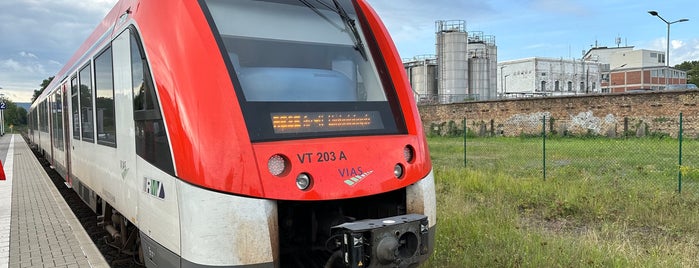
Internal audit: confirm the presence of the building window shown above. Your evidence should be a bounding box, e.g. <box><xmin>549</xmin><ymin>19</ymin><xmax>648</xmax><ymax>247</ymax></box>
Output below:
<box><xmin>567</xmin><ymin>81</ymin><xmax>573</xmax><ymax>92</ymax></box>
<box><xmin>79</xmin><ymin>63</ymin><xmax>94</xmax><ymax>142</ymax></box>
<box><xmin>541</xmin><ymin>81</ymin><xmax>547</xmax><ymax>91</ymax></box>
<box><xmin>541</xmin><ymin>72</ymin><xmax>547</xmax><ymax>76</ymax></box>
<box><xmin>554</xmin><ymin>81</ymin><xmax>560</xmax><ymax>91</ymax></box>
<box><xmin>579</xmin><ymin>82</ymin><xmax>584</xmax><ymax>91</ymax></box>
<box><xmin>94</xmin><ymin>46</ymin><xmax>116</xmax><ymax>147</ymax></box>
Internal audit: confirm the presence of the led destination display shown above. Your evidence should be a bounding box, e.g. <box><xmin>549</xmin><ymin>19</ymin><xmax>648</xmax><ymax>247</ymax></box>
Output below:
<box><xmin>271</xmin><ymin>111</ymin><xmax>384</xmax><ymax>134</ymax></box>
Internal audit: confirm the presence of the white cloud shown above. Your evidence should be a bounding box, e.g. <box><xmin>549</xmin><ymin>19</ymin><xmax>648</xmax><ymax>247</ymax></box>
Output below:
<box><xmin>19</xmin><ymin>51</ymin><xmax>38</xmax><ymax>59</ymax></box>
<box><xmin>0</xmin><ymin>59</ymin><xmax>22</xmax><ymax>71</ymax></box>
<box><xmin>0</xmin><ymin>58</ymin><xmax>46</xmax><ymax>74</ymax></box>
<box><xmin>649</xmin><ymin>37</ymin><xmax>699</xmax><ymax>65</ymax></box>
<box><xmin>671</xmin><ymin>40</ymin><xmax>684</xmax><ymax>50</ymax></box>
<box><xmin>0</xmin><ymin>89</ymin><xmax>35</xmax><ymax>104</ymax></box>
<box><xmin>672</xmin><ymin>39</ymin><xmax>699</xmax><ymax>65</ymax></box>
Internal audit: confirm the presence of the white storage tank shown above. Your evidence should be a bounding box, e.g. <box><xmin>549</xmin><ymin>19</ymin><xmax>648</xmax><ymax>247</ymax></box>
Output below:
<box><xmin>404</xmin><ymin>55</ymin><xmax>438</xmax><ymax>104</ymax></box>
<box><xmin>436</xmin><ymin>20</ymin><xmax>468</xmax><ymax>103</ymax></box>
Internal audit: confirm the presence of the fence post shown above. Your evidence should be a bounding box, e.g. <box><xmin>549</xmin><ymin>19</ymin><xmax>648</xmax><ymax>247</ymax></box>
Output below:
<box><xmin>678</xmin><ymin>112</ymin><xmax>683</xmax><ymax>194</ymax></box>
<box><xmin>463</xmin><ymin>118</ymin><xmax>467</xmax><ymax>167</ymax></box>
<box><xmin>542</xmin><ymin>116</ymin><xmax>547</xmax><ymax>181</ymax></box>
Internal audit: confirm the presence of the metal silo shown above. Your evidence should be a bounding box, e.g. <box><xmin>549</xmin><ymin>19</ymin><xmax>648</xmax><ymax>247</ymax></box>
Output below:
<box><xmin>467</xmin><ymin>31</ymin><xmax>487</xmax><ymax>100</ymax></box>
<box><xmin>436</xmin><ymin>20</ymin><xmax>468</xmax><ymax>104</ymax></box>
<box><xmin>468</xmin><ymin>52</ymin><xmax>488</xmax><ymax>100</ymax></box>
<box><xmin>467</xmin><ymin>32</ymin><xmax>498</xmax><ymax>100</ymax></box>
<box><xmin>404</xmin><ymin>55</ymin><xmax>438</xmax><ymax>104</ymax></box>
<box><xmin>486</xmin><ymin>35</ymin><xmax>498</xmax><ymax>100</ymax></box>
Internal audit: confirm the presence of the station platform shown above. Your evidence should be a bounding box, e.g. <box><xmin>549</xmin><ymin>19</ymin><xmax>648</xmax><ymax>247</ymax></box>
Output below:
<box><xmin>0</xmin><ymin>134</ymin><xmax>108</xmax><ymax>268</ymax></box>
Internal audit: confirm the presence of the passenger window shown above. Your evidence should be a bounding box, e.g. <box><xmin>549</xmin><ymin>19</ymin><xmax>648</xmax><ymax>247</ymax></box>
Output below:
<box><xmin>71</xmin><ymin>76</ymin><xmax>80</xmax><ymax>140</ymax></box>
<box><xmin>40</xmin><ymin>100</ymin><xmax>48</xmax><ymax>132</ymax></box>
<box><xmin>79</xmin><ymin>63</ymin><xmax>94</xmax><ymax>142</ymax></box>
<box><xmin>94</xmin><ymin>47</ymin><xmax>117</xmax><ymax>147</ymax></box>
<box><xmin>53</xmin><ymin>91</ymin><xmax>64</xmax><ymax>151</ymax></box>
<box><xmin>130</xmin><ymin>28</ymin><xmax>175</xmax><ymax>176</ymax></box>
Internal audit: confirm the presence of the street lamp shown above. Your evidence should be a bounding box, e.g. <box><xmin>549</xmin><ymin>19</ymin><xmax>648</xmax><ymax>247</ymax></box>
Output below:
<box><xmin>648</xmin><ymin>10</ymin><xmax>688</xmax><ymax>89</ymax></box>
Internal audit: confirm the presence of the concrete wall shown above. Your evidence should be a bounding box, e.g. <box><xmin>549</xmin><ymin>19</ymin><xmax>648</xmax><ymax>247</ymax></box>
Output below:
<box><xmin>419</xmin><ymin>90</ymin><xmax>699</xmax><ymax>138</ymax></box>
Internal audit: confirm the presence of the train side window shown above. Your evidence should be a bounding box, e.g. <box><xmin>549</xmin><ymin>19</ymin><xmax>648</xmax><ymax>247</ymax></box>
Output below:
<box><xmin>71</xmin><ymin>75</ymin><xmax>80</xmax><ymax>140</ymax></box>
<box><xmin>53</xmin><ymin>91</ymin><xmax>64</xmax><ymax>151</ymax></box>
<box><xmin>39</xmin><ymin>102</ymin><xmax>43</xmax><ymax>132</ymax></box>
<box><xmin>94</xmin><ymin>46</ymin><xmax>117</xmax><ymax>147</ymax></box>
<box><xmin>40</xmin><ymin>99</ymin><xmax>48</xmax><ymax>132</ymax></box>
<box><xmin>130</xmin><ymin>28</ymin><xmax>175</xmax><ymax>176</ymax></box>
<box><xmin>79</xmin><ymin>63</ymin><xmax>95</xmax><ymax>142</ymax></box>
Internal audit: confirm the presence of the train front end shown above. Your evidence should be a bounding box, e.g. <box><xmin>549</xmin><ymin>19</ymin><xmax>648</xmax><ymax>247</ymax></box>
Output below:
<box><xmin>156</xmin><ymin>0</ymin><xmax>436</xmax><ymax>267</ymax></box>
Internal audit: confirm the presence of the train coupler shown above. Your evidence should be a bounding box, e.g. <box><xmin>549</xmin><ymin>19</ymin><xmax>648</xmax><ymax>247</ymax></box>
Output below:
<box><xmin>331</xmin><ymin>214</ymin><xmax>429</xmax><ymax>268</ymax></box>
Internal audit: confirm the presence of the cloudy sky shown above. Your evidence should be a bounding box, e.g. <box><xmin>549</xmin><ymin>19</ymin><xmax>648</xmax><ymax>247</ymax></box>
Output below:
<box><xmin>1</xmin><ymin>0</ymin><xmax>697</xmax><ymax>103</ymax></box>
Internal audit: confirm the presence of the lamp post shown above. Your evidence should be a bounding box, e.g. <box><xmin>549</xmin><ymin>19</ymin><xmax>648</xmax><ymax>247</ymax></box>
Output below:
<box><xmin>648</xmin><ymin>11</ymin><xmax>688</xmax><ymax>89</ymax></box>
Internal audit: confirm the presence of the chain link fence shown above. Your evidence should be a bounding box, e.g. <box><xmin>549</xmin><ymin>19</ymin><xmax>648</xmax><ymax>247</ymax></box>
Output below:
<box><xmin>428</xmin><ymin>113</ymin><xmax>699</xmax><ymax>194</ymax></box>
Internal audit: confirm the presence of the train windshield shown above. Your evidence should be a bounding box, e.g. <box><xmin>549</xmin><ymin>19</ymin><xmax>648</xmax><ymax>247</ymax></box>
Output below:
<box><xmin>202</xmin><ymin>0</ymin><xmax>406</xmax><ymax>141</ymax></box>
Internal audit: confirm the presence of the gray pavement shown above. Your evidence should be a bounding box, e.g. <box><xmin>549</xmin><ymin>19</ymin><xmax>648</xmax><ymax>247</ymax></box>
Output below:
<box><xmin>0</xmin><ymin>134</ymin><xmax>109</xmax><ymax>268</ymax></box>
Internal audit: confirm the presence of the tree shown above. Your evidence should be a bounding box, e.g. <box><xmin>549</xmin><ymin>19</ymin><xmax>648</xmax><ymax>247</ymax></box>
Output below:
<box><xmin>674</xmin><ymin>61</ymin><xmax>699</xmax><ymax>86</ymax></box>
<box><xmin>0</xmin><ymin>98</ymin><xmax>27</xmax><ymax>126</ymax></box>
<box><xmin>31</xmin><ymin>76</ymin><xmax>54</xmax><ymax>103</ymax></box>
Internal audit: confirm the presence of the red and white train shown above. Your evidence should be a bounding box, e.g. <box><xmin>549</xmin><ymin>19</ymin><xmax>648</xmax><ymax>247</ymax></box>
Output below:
<box><xmin>28</xmin><ymin>0</ymin><xmax>436</xmax><ymax>267</ymax></box>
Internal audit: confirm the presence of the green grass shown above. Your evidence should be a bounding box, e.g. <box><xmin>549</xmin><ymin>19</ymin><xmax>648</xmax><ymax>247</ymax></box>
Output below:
<box><xmin>425</xmin><ymin>136</ymin><xmax>699</xmax><ymax>267</ymax></box>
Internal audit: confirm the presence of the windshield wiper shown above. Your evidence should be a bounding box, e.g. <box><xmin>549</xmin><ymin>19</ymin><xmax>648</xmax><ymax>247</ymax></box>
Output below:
<box><xmin>329</xmin><ymin>0</ymin><xmax>368</xmax><ymax>60</ymax></box>
<box><xmin>299</xmin><ymin>0</ymin><xmax>368</xmax><ymax>60</ymax></box>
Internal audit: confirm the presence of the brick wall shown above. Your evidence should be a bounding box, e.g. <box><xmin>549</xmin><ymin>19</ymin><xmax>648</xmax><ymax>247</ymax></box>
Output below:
<box><xmin>418</xmin><ymin>90</ymin><xmax>699</xmax><ymax>138</ymax></box>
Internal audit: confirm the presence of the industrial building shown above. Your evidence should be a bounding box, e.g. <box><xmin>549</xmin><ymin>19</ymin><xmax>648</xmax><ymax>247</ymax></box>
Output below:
<box><xmin>584</xmin><ymin>46</ymin><xmax>688</xmax><ymax>92</ymax></box>
<box><xmin>403</xmin><ymin>21</ymin><xmax>690</xmax><ymax>103</ymax></box>
<box><xmin>496</xmin><ymin>58</ymin><xmax>603</xmax><ymax>98</ymax></box>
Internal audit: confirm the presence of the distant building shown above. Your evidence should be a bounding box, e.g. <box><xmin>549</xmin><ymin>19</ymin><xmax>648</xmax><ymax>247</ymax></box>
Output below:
<box><xmin>497</xmin><ymin>58</ymin><xmax>603</xmax><ymax>98</ymax></box>
<box><xmin>584</xmin><ymin>47</ymin><xmax>687</xmax><ymax>92</ymax></box>
<box><xmin>583</xmin><ymin>46</ymin><xmax>634</xmax><ymax>66</ymax></box>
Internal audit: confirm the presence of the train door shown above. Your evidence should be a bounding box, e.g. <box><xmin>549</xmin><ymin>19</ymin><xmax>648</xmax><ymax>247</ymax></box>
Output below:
<box><xmin>63</xmin><ymin>84</ymin><xmax>72</xmax><ymax>186</ymax></box>
<box><xmin>111</xmin><ymin>28</ymin><xmax>139</xmax><ymax>219</ymax></box>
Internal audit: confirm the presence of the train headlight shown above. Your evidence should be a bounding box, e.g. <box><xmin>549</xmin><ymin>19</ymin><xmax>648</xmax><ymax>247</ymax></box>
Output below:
<box><xmin>296</xmin><ymin>173</ymin><xmax>312</xmax><ymax>191</ymax></box>
<box><xmin>404</xmin><ymin>145</ymin><xmax>415</xmax><ymax>163</ymax></box>
<box><xmin>394</xmin><ymin>164</ymin><xmax>404</xmax><ymax>179</ymax></box>
<box><xmin>268</xmin><ymin>154</ymin><xmax>289</xmax><ymax>177</ymax></box>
